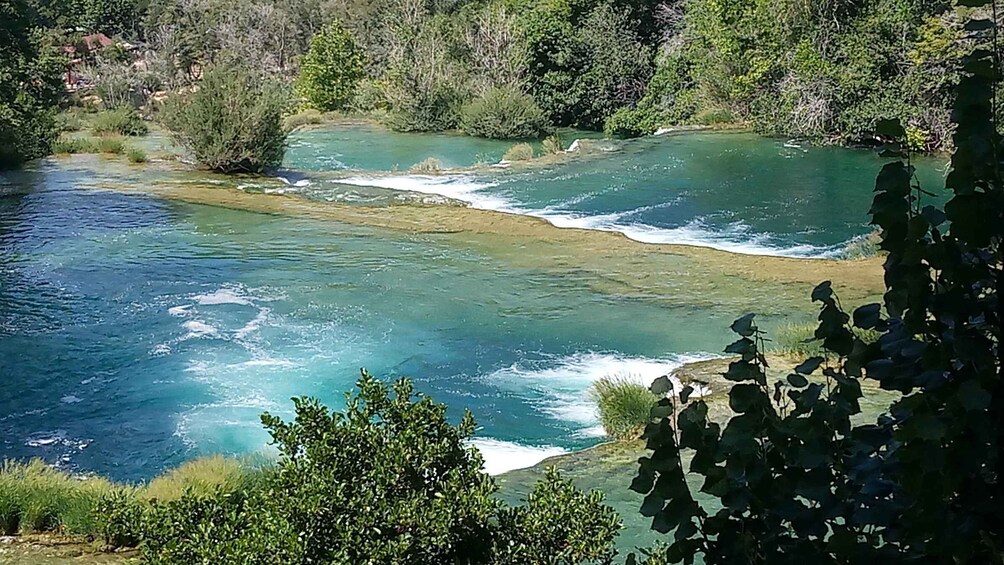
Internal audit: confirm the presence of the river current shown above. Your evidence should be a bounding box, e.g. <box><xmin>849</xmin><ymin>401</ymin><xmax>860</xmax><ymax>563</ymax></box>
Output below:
<box><xmin>0</xmin><ymin>126</ymin><xmax>943</xmax><ymax>482</ymax></box>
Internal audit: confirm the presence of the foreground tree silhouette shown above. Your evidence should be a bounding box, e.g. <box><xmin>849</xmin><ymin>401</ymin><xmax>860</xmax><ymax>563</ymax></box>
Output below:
<box><xmin>129</xmin><ymin>372</ymin><xmax>621</xmax><ymax>564</ymax></box>
<box><xmin>631</xmin><ymin>6</ymin><xmax>1002</xmax><ymax>563</ymax></box>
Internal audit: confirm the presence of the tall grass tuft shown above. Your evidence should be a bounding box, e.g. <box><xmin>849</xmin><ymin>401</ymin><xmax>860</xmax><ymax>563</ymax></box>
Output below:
<box><xmin>541</xmin><ymin>133</ymin><xmax>564</xmax><ymax>155</ymax></box>
<box><xmin>409</xmin><ymin>157</ymin><xmax>443</xmax><ymax>173</ymax></box>
<box><xmin>772</xmin><ymin>322</ymin><xmax>882</xmax><ymax>358</ymax></box>
<box><xmin>52</xmin><ymin>137</ymin><xmax>100</xmax><ymax>154</ymax></box>
<box><xmin>126</xmin><ymin>147</ymin><xmax>147</xmax><ymax>163</ymax></box>
<box><xmin>0</xmin><ymin>459</ymin><xmax>116</xmax><ymax>535</ymax></box>
<box><xmin>590</xmin><ymin>376</ymin><xmax>660</xmax><ymax>441</ymax></box>
<box><xmin>139</xmin><ymin>455</ymin><xmax>259</xmax><ymax>502</ymax></box>
<box><xmin>503</xmin><ymin>143</ymin><xmax>534</xmax><ymax>162</ymax></box>
<box><xmin>97</xmin><ymin>137</ymin><xmax>126</xmax><ymax>155</ymax></box>
<box><xmin>839</xmin><ymin>231</ymin><xmax>881</xmax><ymax>259</ymax></box>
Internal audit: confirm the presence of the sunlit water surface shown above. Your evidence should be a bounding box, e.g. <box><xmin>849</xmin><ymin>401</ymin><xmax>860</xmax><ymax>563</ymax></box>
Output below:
<box><xmin>0</xmin><ymin>128</ymin><xmax>944</xmax><ymax>492</ymax></box>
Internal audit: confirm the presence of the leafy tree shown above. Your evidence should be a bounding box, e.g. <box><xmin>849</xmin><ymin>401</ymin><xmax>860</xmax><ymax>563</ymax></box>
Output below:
<box><xmin>383</xmin><ymin>14</ymin><xmax>469</xmax><ymax>132</ymax></box>
<box><xmin>630</xmin><ymin>9</ymin><xmax>1002</xmax><ymax>563</ymax></box>
<box><xmin>296</xmin><ymin>21</ymin><xmax>366</xmax><ymax>111</ymax></box>
<box><xmin>161</xmin><ymin>64</ymin><xmax>289</xmax><ymax>173</ymax></box>
<box><xmin>515</xmin><ymin>0</ymin><xmax>654</xmax><ymax>129</ymax></box>
<box><xmin>0</xmin><ymin>0</ymin><xmax>62</xmax><ymax>170</ymax></box>
<box><xmin>131</xmin><ymin>371</ymin><xmax>621</xmax><ymax>564</ymax></box>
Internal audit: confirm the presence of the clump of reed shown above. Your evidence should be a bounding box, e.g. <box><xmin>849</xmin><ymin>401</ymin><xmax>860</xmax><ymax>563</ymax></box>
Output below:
<box><xmin>839</xmin><ymin>232</ymin><xmax>882</xmax><ymax>259</ymax></box>
<box><xmin>590</xmin><ymin>375</ymin><xmax>660</xmax><ymax>441</ymax></box>
<box><xmin>409</xmin><ymin>157</ymin><xmax>443</xmax><ymax>173</ymax></box>
<box><xmin>772</xmin><ymin>322</ymin><xmax>882</xmax><ymax>358</ymax></box>
<box><xmin>52</xmin><ymin>137</ymin><xmax>100</xmax><ymax>154</ymax></box>
<box><xmin>0</xmin><ymin>456</ymin><xmax>267</xmax><ymax>538</ymax></box>
<box><xmin>541</xmin><ymin>133</ymin><xmax>564</xmax><ymax>155</ymax></box>
<box><xmin>126</xmin><ymin>147</ymin><xmax>147</xmax><ymax>163</ymax></box>
<box><xmin>138</xmin><ymin>455</ymin><xmax>262</xmax><ymax>502</ymax></box>
<box><xmin>51</xmin><ymin>136</ymin><xmax>128</xmax><ymax>156</ymax></box>
<box><xmin>0</xmin><ymin>459</ymin><xmax>118</xmax><ymax>535</ymax></box>
<box><xmin>502</xmin><ymin>142</ymin><xmax>534</xmax><ymax>162</ymax></box>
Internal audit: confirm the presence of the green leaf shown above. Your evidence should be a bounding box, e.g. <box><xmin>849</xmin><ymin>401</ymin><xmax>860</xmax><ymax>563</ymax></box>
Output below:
<box><xmin>794</xmin><ymin>357</ymin><xmax>824</xmax><ymax>375</ymax></box>
<box><xmin>651</xmin><ymin>375</ymin><xmax>674</xmax><ymax>395</ymax></box>
<box><xmin>730</xmin><ymin>313</ymin><xmax>757</xmax><ymax>337</ymax></box>
<box><xmin>728</xmin><ymin>383</ymin><xmax>763</xmax><ymax>413</ymax></box>
<box><xmin>957</xmin><ymin>380</ymin><xmax>991</xmax><ymax>411</ymax></box>
<box><xmin>680</xmin><ymin>385</ymin><xmax>695</xmax><ymax>404</ymax></box>
<box><xmin>787</xmin><ymin>373</ymin><xmax>809</xmax><ymax>388</ymax></box>
<box><xmin>852</xmin><ymin>303</ymin><xmax>882</xmax><ymax>330</ymax></box>
<box><xmin>810</xmin><ymin>281</ymin><xmax>833</xmax><ymax>303</ymax></box>
<box><xmin>724</xmin><ymin>360</ymin><xmax>759</xmax><ymax>382</ymax></box>
<box><xmin>875</xmin><ymin>118</ymin><xmax>906</xmax><ymax>139</ymax></box>
<box><xmin>724</xmin><ymin>337</ymin><xmax>756</xmax><ymax>356</ymax></box>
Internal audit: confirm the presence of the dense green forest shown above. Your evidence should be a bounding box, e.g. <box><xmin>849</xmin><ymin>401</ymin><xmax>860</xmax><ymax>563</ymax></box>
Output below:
<box><xmin>1</xmin><ymin>0</ymin><xmax>997</xmax><ymax>170</ymax></box>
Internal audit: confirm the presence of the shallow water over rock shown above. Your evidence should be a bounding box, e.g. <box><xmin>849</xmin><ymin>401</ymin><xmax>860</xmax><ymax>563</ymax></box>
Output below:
<box><xmin>0</xmin><ymin>128</ymin><xmax>910</xmax><ymax>549</ymax></box>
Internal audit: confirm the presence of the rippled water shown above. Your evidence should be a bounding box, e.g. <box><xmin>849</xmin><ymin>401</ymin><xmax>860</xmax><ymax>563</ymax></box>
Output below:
<box><xmin>0</xmin><ymin>158</ymin><xmax>740</xmax><ymax>481</ymax></box>
<box><xmin>0</xmin><ymin>128</ymin><xmax>937</xmax><ymax>485</ymax></box>
<box><xmin>284</xmin><ymin>126</ymin><xmax>946</xmax><ymax>257</ymax></box>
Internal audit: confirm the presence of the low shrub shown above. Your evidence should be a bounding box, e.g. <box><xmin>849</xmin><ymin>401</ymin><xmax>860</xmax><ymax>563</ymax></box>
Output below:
<box><xmin>492</xmin><ymin>469</ymin><xmax>620</xmax><ymax>564</ymax></box>
<box><xmin>283</xmin><ymin>109</ymin><xmax>324</xmax><ymax>131</ymax></box>
<box><xmin>385</xmin><ymin>86</ymin><xmax>464</xmax><ymax>133</ymax></box>
<box><xmin>52</xmin><ymin>137</ymin><xmax>100</xmax><ymax>154</ymax></box>
<box><xmin>98</xmin><ymin>137</ymin><xmax>126</xmax><ymax>154</ymax></box>
<box><xmin>128</xmin><ymin>372</ymin><xmax>619</xmax><ymax>564</ymax></box>
<box><xmin>590</xmin><ymin>376</ymin><xmax>660</xmax><ymax>440</ymax></box>
<box><xmin>55</xmin><ymin>110</ymin><xmax>85</xmax><ymax>133</ymax></box>
<box><xmin>161</xmin><ymin>64</ymin><xmax>290</xmax><ymax>173</ymax></box>
<box><xmin>96</xmin><ymin>491</ymin><xmax>145</xmax><ymax>548</ymax></box>
<box><xmin>460</xmin><ymin>87</ymin><xmax>552</xmax><ymax>140</ymax></box>
<box><xmin>91</xmin><ymin>107</ymin><xmax>148</xmax><ymax>137</ymax></box>
<box><xmin>694</xmin><ymin>108</ymin><xmax>735</xmax><ymax>126</ymax></box>
<box><xmin>503</xmin><ymin>143</ymin><xmax>534</xmax><ymax>162</ymax></box>
<box><xmin>126</xmin><ymin>147</ymin><xmax>147</xmax><ymax>163</ymax></box>
<box><xmin>409</xmin><ymin>157</ymin><xmax>443</xmax><ymax>173</ymax></box>
<box><xmin>603</xmin><ymin>106</ymin><xmax>668</xmax><ymax>138</ymax></box>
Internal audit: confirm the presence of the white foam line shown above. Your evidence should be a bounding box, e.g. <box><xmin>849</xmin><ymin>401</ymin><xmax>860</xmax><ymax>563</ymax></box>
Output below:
<box><xmin>486</xmin><ymin>352</ymin><xmax>718</xmax><ymax>435</ymax></box>
<box><xmin>468</xmin><ymin>438</ymin><xmax>567</xmax><ymax>475</ymax></box>
<box><xmin>334</xmin><ymin>174</ymin><xmax>842</xmax><ymax>259</ymax></box>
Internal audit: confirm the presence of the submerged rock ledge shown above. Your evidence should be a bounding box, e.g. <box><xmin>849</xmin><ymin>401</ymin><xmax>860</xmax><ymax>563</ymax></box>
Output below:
<box><xmin>83</xmin><ymin>155</ymin><xmax>885</xmax><ymax>314</ymax></box>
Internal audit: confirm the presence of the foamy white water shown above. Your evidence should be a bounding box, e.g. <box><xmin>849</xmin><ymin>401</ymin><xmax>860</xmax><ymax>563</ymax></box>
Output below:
<box><xmin>468</xmin><ymin>438</ymin><xmax>567</xmax><ymax>475</ymax></box>
<box><xmin>338</xmin><ymin>174</ymin><xmax>513</xmax><ymax>211</ymax></box>
<box><xmin>332</xmin><ymin>174</ymin><xmax>842</xmax><ymax>259</ymax></box>
<box><xmin>485</xmin><ymin>352</ymin><xmax>716</xmax><ymax>436</ymax></box>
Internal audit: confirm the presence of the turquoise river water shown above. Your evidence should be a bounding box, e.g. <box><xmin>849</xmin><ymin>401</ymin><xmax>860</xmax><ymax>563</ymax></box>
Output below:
<box><xmin>0</xmin><ymin>126</ymin><xmax>945</xmax><ymax>486</ymax></box>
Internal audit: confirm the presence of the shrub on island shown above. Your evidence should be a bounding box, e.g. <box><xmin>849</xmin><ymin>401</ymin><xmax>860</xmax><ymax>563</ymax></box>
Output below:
<box><xmin>460</xmin><ymin>87</ymin><xmax>552</xmax><ymax>140</ymax></box>
<box><xmin>503</xmin><ymin>143</ymin><xmax>534</xmax><ymax>162</ymax></box>
<box><xmin>91</xmin><ymin>107</ymin><xmax>148</xmax><ymax>137</ymax></box>
<box><xmin>161</xmin><ymin>64</ymin><xmax>290</xmax><ymax>174</ymax></box>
